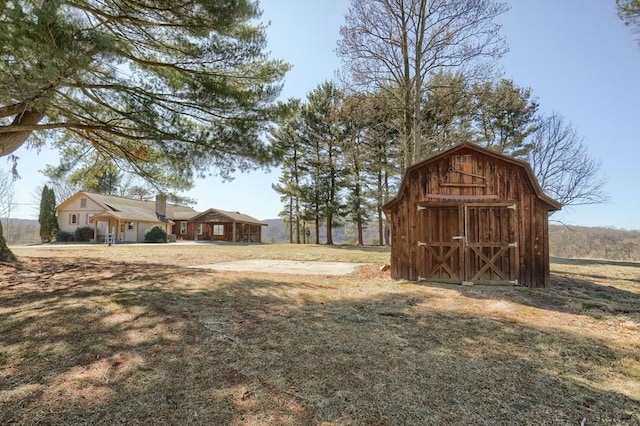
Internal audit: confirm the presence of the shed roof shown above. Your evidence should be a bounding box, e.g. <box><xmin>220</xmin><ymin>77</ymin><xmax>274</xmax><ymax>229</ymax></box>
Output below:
<box><xmin>383</xmin><ymin>142</ymin><xmax>562</xmax><ymax>213</ymax></box>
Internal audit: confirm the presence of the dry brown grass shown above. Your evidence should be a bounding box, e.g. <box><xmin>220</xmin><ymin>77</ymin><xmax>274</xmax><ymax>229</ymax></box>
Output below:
<box><xmin>1</xmin><ymin>244</ymin><xmax>639</xmax><ymax>425</ymax></box>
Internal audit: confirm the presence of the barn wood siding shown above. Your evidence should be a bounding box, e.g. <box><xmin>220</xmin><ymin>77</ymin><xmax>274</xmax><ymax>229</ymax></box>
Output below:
<box><xmin>385</xmin><ymin>144</ymin><xmax>559</xmax><ymax>288</ymax></box>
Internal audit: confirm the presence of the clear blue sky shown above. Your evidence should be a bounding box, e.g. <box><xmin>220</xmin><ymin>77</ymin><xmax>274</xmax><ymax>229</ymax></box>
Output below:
<box><xmin>4</xmin><ymin>0</ymin><xmax>640</xmax><ymax>230</ymax></box>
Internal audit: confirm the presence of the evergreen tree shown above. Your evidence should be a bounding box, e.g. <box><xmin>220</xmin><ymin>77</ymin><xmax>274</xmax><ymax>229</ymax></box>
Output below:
<box><xmin>301</xmin><ymin>82</ymin><xmax>347</xmax><ymax>245</ymax></box>
<box><xmin>270</xmin><ymin>100</ymin><xmax>305</xmax><ymax>244</ymax></box>
<box><xmin>0</xmin><ymin>0</ymin><xmax>288</xmax><ymax>260</ymax></box>
<box><xmin>471</xmin><ymin>79</ymin><xmax>539</xmax><ymax>156</ymax></box>
<box><xmin>38</xmin><ymin>185</ymin><xmax>58</xmax><ymax>242</ymax></box>
<box><xmin>341</xmin><ymin>93</ymin><xmax>374</xmax><ymax>245</ymax></box>
<box><xmin>421</xmin><ymin>72</ymin><xmax>475</xmax><ymax>155</ymax></box>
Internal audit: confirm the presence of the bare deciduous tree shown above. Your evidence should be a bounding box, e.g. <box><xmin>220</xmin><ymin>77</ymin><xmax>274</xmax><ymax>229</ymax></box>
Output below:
<box><xmin>337</xmin><ymin>0</ymin><xmax>508</xmax><ymax>168</ymax></box>
<box><xmin>0</xmin><ymin>170</ymin><xmax>14</xmax><ymax>219</ymax></box>
<box><xmin>0</xmin><ymin>170</ymin><xmax>15</xmax><ymax>260</ymax></box>
<box><xmin>528</xmin><ymin>113</ymin><xmax>608</xmax><ymax>207</ymax></box>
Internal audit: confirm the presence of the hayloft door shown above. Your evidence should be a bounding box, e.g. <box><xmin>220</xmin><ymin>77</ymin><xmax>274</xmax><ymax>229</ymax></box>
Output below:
<box><xmin>464</xmin><ymin>204</ymin><xmax>519</xmax><ymax>284</ymax></box>
<box><xmin>416</xmin><ymin>205</ymin><xmax>465</xmax><ymax>282</ymax></box>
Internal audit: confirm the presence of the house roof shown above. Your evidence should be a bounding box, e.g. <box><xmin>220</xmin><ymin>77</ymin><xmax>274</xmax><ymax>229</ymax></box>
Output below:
<box><xmin>56</xmin><ymin>192</ymin><xmax>266</xmax><ymax>225</ymax></box>
<box><xmin>57</xmin><ymin>192</ymin><xmax>198</xmax><ymax>223</ymax></box>
<box><xmin>189</xmin><ymin>208</ymin><xmax>267</xmax><ymax>226</ymax></box>
<box><xmin>383</xmin><ymin>142</ymin><xmax>562</xmax><ymax>213</ymax></box>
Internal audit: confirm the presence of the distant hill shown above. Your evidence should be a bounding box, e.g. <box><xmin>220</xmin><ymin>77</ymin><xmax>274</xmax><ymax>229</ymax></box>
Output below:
<box><xmin>549</xmin><ymin>224</ymin><xmax>640</xmax><ymax>261</ymax></box>
<box><xmin>262</xmin><ymin>218</ymin><xmax>385</xmax><ymax>245</ymax></box>
<box><xmin>1</xmin><ymin>218</ymin><xmax>40</xmax><ymax>245</ymax></box>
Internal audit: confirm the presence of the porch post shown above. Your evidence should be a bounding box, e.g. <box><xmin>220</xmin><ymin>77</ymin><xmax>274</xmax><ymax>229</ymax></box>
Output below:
<box><xmin>232</xmin><ymin>222</ymin><xmax>237</xmax><ymax>242</ymax></box>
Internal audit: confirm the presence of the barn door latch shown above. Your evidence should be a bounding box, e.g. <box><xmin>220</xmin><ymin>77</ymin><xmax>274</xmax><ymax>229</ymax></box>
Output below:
<box><xmin>417</xmin><ymin>241</ymin><xmax>427</xmax><ymax>247</ymax></box>
<box><xmin>509</xmin><ymin>279</ymin><xmax>519</xmax><ymax>286</ymax></box>
<box><xmin>508</xmin><ymin>204</ymin><xmax>517</xmax><ymax>210</ymax></box>
<box><xmin>417</xmin><ymin>205</ymin><xmax>426</xmax><ymax>211</ymax></box>
<box><xmin>452</xmin><ymin>236</ymin><xmax>465</xmax><ymax>240</ymax></box>
<box><xmin>508</xmin><ymin>242</ymin><xmax>518</xmax><ymax>248</ymax></box>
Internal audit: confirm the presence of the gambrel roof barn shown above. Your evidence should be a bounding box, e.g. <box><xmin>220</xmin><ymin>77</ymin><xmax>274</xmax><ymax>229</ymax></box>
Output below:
<box><xmin>383</xmin><ymin>143</ymin><xmax>561</xmax><ymax>288</ymax></box>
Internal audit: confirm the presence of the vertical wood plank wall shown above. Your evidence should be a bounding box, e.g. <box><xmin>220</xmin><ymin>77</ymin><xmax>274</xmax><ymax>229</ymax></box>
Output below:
<box><xmin>387</xmin><ymin>147</ymin><xmax>556</xmax><ymax>288</ymax></box>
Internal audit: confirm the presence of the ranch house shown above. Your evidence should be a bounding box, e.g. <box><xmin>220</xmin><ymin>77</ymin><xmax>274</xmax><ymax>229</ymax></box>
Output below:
<box><xmin>56</xmin><ymin>192</ymin><xmax>266</xmax><ymax>243</ymax></box>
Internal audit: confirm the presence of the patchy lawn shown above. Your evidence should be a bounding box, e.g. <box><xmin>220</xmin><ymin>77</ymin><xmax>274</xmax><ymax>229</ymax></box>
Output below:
<box><xmin>1</xmin><ymin>244</ymin><xmax>639</xmax><ymax>425</ymax></box>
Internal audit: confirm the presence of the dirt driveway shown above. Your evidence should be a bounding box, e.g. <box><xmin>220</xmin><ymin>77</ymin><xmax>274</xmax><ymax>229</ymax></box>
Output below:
<box><xmin>189</xmin><ymin>259</ymin><xmax>368</xmax><ymax>276</ymax></box>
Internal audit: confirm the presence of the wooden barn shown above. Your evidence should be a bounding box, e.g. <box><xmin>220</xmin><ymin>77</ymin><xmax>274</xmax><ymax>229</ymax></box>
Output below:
<box><xmin>383</xmin><ymin>142</ymin><xmax>561</xmax><ymax>288</ymax></box>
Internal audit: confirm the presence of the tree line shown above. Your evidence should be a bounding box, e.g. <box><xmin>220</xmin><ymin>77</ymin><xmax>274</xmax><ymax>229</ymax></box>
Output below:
<box><xmin>550</xmin><ymin>225</ymin><xmax>640</xmax><ymax>261</ymax></box>
<box><xmin>270</xmin><ymin>75</ymin><xmax>606</xmax><ymax>245</ymax></box>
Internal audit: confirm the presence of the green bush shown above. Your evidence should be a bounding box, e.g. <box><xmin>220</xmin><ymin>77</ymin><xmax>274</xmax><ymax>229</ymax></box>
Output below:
<box><xmin>74</xmin><ymin>227</ymin><xmax>95</xmax><ymax>242</ymax></box>
<box><xmin>56</xmin><ymin>230</ymin><xmax>75</xmax><ymax>242</ymax></box>
<box><xmin>144</xmin><ymin>226</ymin><xmax>168</xmax><ymax>243</ymax></box>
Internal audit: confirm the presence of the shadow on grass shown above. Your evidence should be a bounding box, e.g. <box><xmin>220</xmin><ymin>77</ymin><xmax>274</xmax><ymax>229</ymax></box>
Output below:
<box><xmin>436</xmin><ymin>274</ymin><xmax>640</xmax><ymax>323</ymax></box>
<box><xmin>407</xmin><ymin>256</ymin><xmax>640</xmax><ymax>323</ymax></box>
<box><xmin>551</xmin><ymin>256</ymin><xmax>640</xmax><ymax>269</ymax></box>
<box><xmin>1</xmin><ymin>259</ymin><xmax>639</xmax><ymax>425</ymax></box>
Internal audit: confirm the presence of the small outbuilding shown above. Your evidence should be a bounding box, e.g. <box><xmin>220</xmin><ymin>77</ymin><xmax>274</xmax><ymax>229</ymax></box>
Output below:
<box><xmin>383</xmin><ymin>142</ymin><xmax>561</xmax><ymax>288</ymax></box>
<box><xmin>172</xmin><ymin>208</ymin><xmax>267</xmax><ymax>242</ymax></box>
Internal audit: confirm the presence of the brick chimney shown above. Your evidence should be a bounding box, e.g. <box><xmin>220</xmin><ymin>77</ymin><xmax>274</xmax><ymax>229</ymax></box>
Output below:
<box><xmin>155</xmin><ymin>194</ymin><xmax>167</xmax><ymax>218</ymax></box>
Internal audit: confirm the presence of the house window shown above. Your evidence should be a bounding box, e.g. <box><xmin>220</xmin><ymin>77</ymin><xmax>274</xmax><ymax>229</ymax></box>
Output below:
<box><xmin>180</xmin><ymin>221</ymin><xmax>187</xmax><ymax>234</ymax></box>
<box><xmin>87</xmin><ymin>213</ymin><xmax>95</xmax><ymax>225</ymax></box>
<box><xmin>127</xmin><ymin>221</ymin><xmax>134</xmax><ymax>230</ymax></box>
<box><xmin>80</xmin><ymin>198</ymin><xmax>87</xmax><ymax>208</ymax></box>
<box><xmin>196</xmin><ymin>223</ymin><xmax>203</xmax><ymax>235</ymax></box>
<box><xmin>213</xmin><ymin>224</ymin><xmax>224</xmax><ymax>236</ymax></box>
<box><xmin>70</xmin><ymin>213</ymin><xmax>78</xmax><ymax>224</ymax></box>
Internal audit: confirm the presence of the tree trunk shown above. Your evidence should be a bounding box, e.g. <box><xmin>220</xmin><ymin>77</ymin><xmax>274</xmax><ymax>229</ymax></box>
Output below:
<box><xmin>356</xmin><ymin>220</ymin><xmax>364</xmax><ymax>246</ymax></box>
<box><xmin>0</xmin><ymin>220</ymin><xmax>16</xmax><ymax>262</ymax></box>
<box><xmin>384</xmin><ymin>169</ymin><xmax>391</xmax><ymax>246</ymax></box>
<box><xmin>325</xmin><ymin>214</ymin><xmax>333</xmax><ymax>245</ymax></box>
<box><xmin>288</xmin><ymin>195</ymin><xmax>293</xmax><ymax>244</ymax></box>
<box><xmin>0</xmin><ymin>109</ymin><xmax>45</xmax><ymax>156</ymax></box>
<box><xmin>377</xmin><ymin>208</ymin><xmax>383</xmax><ymax>245</ymax></box>
<box><xmin>294</xmin><ymin>196</ymin><xmax>301</xmax><ymax>244</ymax></box>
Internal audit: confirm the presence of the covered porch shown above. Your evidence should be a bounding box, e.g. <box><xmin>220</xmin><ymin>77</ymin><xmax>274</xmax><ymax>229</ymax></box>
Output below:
<box><xmin>92</xmin><ymin>211</ymin><xmax>173</xmax><ymax>243</ymax></box>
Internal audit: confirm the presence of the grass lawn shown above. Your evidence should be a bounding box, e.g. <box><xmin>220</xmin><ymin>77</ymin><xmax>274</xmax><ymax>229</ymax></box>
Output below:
<box><xmin>1</xmin><ymin>243</ymin><xmax>639</xmax><ymax>425</ymax></box>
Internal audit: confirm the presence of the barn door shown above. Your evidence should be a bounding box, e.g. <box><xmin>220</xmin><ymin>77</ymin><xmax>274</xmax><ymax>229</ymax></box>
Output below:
<box><xmin>416</xmin><ymin>206</ymin><xmax>465</xmax><ymax>282</ymax></box>
<box><xmin>416</xmin><ymin>204</ymin><xmax>519</xmax><ymax>284</ymax></box>
<box><xmin>464</xmin><ymin>204</ymin><xmax>519</xmax><ymax>285</ymax></box>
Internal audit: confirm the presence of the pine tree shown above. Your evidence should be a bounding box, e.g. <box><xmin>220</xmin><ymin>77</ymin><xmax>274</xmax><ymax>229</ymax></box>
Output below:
<box><xmin>0</xmin><ymin>0</ymin><xmax>288</xmax><ymax>257</ymax></box>
<box><xmin>270</xmin><ymin>100</ymin><xmax>305</xmax><ymax>244</ymax></box>
<box><xmin>300</xmin><ymin>82</ymin><xmax>347</xmax><ymax>245</ymax></box>
<box><xmin>38</xmin><ymin>185</ymin><xmax>58</xmax><ymax>242</ymax></box>
<box><xmin>341</xmin><ymin>93</ymin><xmax>373</xmax><ymax>245</ymax></box>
